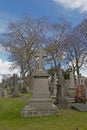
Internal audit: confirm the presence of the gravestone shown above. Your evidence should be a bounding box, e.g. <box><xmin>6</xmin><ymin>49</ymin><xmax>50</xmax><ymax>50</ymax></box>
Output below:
<box><xmin>21</xmin><ymin>46</ymin><xmax>59</xmax><ymax>117</ymax></box>
<box><xmin>11</xmin><ymin>74</ymin><xmax>19</xmax><ymax>97</ymax></box>
<box><xmin>55</xmin><ymin>64</ymin><xmax>68</xmax><ymax>107</ymax></box>
<box><xmin>1</xmin><ymin>80</ymin><xmax>7</xmax><ymax>97</ymax></box>
<box><xmin>66</xmin><ymin>68</ymin><xmax>76</xmax><ymax>103</ymax></box>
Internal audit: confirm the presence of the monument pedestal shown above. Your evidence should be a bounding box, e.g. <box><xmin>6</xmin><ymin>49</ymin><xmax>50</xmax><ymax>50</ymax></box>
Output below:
<box><xmin>66</xmin><ymin>70</ymin><xmax>76</xmax><ymax>103</ymax></box>
<box><xmin>21</xmin><ymin>71</ymin><xmax>59</xmax><ymax>117</ymax></box>
<box><xmin>66</xmin><ymin>86</ymin><xmax>76</xmax><ymax>103</ymax></box>
<box><xmin>21</xmin><ymin>99</ymin><xmax>58</xmax><ymax>117</ymax></box>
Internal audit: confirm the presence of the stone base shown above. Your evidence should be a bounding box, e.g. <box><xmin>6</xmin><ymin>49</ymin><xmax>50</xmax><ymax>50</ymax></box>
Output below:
<box><xmin>56</xmin><ymin>98</ymin><xmax>68</xmax><ymax>108</ymax></box>
<box><xmin>66</xmin><ymin>86</ymin><xmax>76</xmax><ymax>103</ymax></box>
<box><xmin>21</xmin><ymin>99</ymin><xmax>59</xmax><ymax>117</ymax></box>
<box><xmin>66</xmin><ymin>97</ymin><xmax>75</xmax><ymax>103</ymax></box>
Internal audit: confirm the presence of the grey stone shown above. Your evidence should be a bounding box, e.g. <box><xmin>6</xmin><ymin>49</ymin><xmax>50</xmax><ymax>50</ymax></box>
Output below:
<box><xmin>71</xmin><ymin>103</ymin><xmax>87</xmax><ymax>111</ymax></box>
<box><xmin>21</xmin><ymin>99</ymin><xmax>58</xmax><ymax>117</ymax></box>
<box><xmin>86</xmin><ymin>87</ymin><xmax>87</xmax><ymax>100</ymax></box>
<box><xmin>34</xmin><ymin>46</ymin><xmax>47</xmax><ymax>72</ymax></box>
<box><xmin>55</xmin><ymin>64</ymin><xmax>68</xmax><ymax>107</ymax></box>
<box><xmin>21</xmin><ymin>46</ymin><xmax>59</xmax><ymax>117</ymax></box>
<box><xmin>66</xmin><ymin>69</ymin><xmax>76</xmax><ymax>103</ymax></box>
<box><xmin>11</xmin><ymin>74</ymin><xmax>19</xmax><ymax>97</ymax></box>
<box><xmin>1</xmin><ymin>80</ymin><xmax>7</xmax><ymax>97</ymax></box>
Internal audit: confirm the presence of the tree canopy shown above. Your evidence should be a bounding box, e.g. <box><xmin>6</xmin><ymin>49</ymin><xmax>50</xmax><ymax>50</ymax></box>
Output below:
<box><xmin>0</xmin><ymin>15</ymin><xmax>87</xmax><ymax>86</ymax></box>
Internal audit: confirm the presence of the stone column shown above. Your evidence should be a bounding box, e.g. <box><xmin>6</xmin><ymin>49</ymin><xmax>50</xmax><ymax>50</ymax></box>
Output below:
<box><xmin>12</xmin><ymin>74</ymin><xmax>19</xmax><ymax>97</ymax></box>
<box><xmin>1</xmin><ymin>80</ymin><xmax>7</xmax><ymax>97</ymax></box>
<box><xmin>66</xmin><ymin>70</ymin><xmax>76</xmax><ymax>103</ymax></box>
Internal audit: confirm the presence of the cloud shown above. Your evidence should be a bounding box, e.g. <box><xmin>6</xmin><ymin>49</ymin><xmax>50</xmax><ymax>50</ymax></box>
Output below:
<box><xmin>0</xmin><ymin>59</ymin><xmax>20</xmax><ymax>82</ymax></box>
<box><xmin>53</xmin><ymin>0</ymin><xmax>87</xmax><ymax>12</ymax></box>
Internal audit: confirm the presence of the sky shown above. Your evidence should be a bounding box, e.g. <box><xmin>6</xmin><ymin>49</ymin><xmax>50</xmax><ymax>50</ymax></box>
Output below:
<box><xmin>0</xmin><ymin>0</ymin><xmax>87</xmax><ymax>81</ymax></box>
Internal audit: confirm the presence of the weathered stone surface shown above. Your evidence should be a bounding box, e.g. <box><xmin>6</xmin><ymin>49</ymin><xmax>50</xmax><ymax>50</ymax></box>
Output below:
<box><xmin>32</xmin><ymin>72</ymin><xmax>50</xmax><ymax>99</ymax></box>
<box><xmin>21</xmin><ymin>46</ymin><xmax>59</xmax><ymax>117</ymax></box>
<box><xmin>21</xmin><ymin>99</ymin><xmax>59</xmax><ymax>117</ymax></box>
<box><xmin>75</xmin><ymin>84</ymin><xmax>86</xmax><ymax>103</ymax></box>
<box><xmin>21</xmin><ymin>72</ymin><xmax>59</xmax><ymax>117</ymax></box>
<box><xmin>11</xmin><ymin>74</ymin><xmax>19</xmax><ymax>97</ymax></box>
<box><xmin>66</xmin><ymin>70</ymin><xmax>76</xmax><ymax>103</ymax></box>
<box><xmin>71</xmin><ymin>103</ymin><xmax>87</xmax><ymax>111</ymax></box>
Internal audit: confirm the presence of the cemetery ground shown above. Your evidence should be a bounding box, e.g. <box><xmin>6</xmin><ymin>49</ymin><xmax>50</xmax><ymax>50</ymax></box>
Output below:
<box><xmin>0</xmin><ymin>94</ymin><xmax>87</xmax><ymax>130</ymax></box>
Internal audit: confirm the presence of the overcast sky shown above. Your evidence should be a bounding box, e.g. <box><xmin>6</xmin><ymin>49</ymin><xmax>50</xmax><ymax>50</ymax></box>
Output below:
<box><xmin>0</xmin><ymin>0</ymin><xmax>87</xmax><ymax>80</ymax></box>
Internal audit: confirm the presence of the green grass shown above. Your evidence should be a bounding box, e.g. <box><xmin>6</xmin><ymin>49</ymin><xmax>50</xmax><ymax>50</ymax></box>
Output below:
<box><xmin>0</xmin><ymin>95</ymin><xmax>87</xmax><ymax>130</ymax></box>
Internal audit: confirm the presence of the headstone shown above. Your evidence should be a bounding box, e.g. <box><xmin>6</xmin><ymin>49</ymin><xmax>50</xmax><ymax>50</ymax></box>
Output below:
<box><xmin>21</xmin><ymin>46</ymin><xmax>59</xmax><ymax>117</ymax></box>
<box><xmin>12</xmin><ymin>74</ymin><xmax>19</xmax><ymax>97</ymax></box>
<box><xmin>55</xmin><ymin>64</ymin><xmax>68</xmax><ymax>107</ymax></box>
<box><xmin>1</xmin><ymin>80</ymin><xmax>7</xmax><ymax>97</ymax></box>
<box><xmin>66</xmin><ymin>67</ymin><xmax>76</xmax><ymax>103</ymax></box>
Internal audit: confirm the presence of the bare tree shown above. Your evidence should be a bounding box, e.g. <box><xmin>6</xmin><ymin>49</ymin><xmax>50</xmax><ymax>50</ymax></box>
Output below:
<box><xmin>46</xmin><ymin>20</ymin><xmax>71</xmax><ymax>74</ymax></box>
<box><xmin>64</xmin><ymin>27</ymin><xmax>87</xmax><ymax>84</ymax></box>
<box><xmin>76</xmin><ymin>18</ymin><xmax>87</xmax><ymax>48</ymax></box>
<box><xmin>0</xmin><ymin>15</ymin><xmax>49</xmax><ymax>91</ymax></box>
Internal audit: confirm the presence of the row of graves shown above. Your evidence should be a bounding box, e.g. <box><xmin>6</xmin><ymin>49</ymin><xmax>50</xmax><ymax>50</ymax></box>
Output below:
<box><xmin>0</xmin><ymin>74</ymin><xmax>19</xmax><ymax>98</ymax></box>
<box><xmin>0</xmin><ymin>46</ymin><xmax>87</xmax><ymax>117</ymax></box>
<box><xmin>49</xmin><ymin>67</ymin><xmax>87</xmax><ymax>107</ymax></box>
<box><xmin>21</xmin><ymin>46</ymin><xmax>87</xmax><ymax>116</ymax></box>
<box><xmin>49</xmin><ymin>62</ymin><xmax>87</xmax><ymax>113</ymax></box>
<box><xmin>0</xmin><ymin>74</ymin><xmax>29</xmax><ymax>98</ymax></box>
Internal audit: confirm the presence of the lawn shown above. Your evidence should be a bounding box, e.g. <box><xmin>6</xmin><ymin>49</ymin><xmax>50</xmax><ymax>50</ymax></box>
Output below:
<box><xmin>0</xmin><ymin>95</ymin><xmax>87</xmax><ymax>130</ymax></box>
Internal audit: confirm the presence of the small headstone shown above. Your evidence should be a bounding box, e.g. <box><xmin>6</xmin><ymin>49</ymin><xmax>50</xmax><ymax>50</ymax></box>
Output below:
<box><xmin>1</xmin><ymin>80</ymin><xmax>7</xmax><ymax>97</ymax></box>
<box><xmin>12</xmin><ymin>74</ymin><xmax>19</xmax><ymax>97</ymax></box>
<box><xmin>54</xmin><ymin>64</ymin><xmax>68</xmax><ymax>108</ymax></box>
<box><xmin>55</xmin><ymin>84</ymin><xmax>68</xmax><ymax>108</ymax></box>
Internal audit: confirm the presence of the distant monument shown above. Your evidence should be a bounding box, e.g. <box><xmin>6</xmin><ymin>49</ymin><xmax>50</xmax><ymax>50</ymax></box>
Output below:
<box><xmin>66</xmin><ymin>67</ymin><xmax>76</xmax><ymax>103</ymax></box>
<box><xmin>1</xmin><ymin>80</ymin><xmax>7</xmax><ymax>97</ymax></box>
<box><xmin>11</xmin><ymin>74</ymin><xmax>19</xmax><ymax>97</ymax></box>
<box><xmin>55</xmin><ymin>64</ymin><xmax>68</xmax><ymax>107</ymax></box>
<box><xmin>21</xmin><ymin>46</ymin><xmax>59</xmax><ymax>117</ymax></box>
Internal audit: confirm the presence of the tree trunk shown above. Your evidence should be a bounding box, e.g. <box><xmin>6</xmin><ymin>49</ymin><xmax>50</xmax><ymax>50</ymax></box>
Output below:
<box><xmin>76</xmin><ymin>58</ymin><xmax>80</xmax><ymax>84</ymax></box>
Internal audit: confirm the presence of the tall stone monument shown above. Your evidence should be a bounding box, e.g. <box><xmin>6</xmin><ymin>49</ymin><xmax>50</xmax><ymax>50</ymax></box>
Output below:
<box><xmin>11</xmin><ymin>74</ymin><xmax>19</xmax><ymax>97</ymax></box>
<box><xmin>1</xmin><ymin>80</ymin><xmax>7</xmax><ymax>97</ymax></box>
<box><xmin>66</xmin><ymin>67</ymin><xmax>76</xmax><ymax>103</ymax></box>
<box><xmin>21</xmin><ymin>46</ymin><xmax>59</xmax><ymax>117</ymax></box>
<box><xmin>55</xmin><ymin>64</ymin><xmax>68</xmax><ymax>107</ymax></box>
<box><xmin>53</xmin><ymin>72</ymin><xmax>57</xmax><ymax>97</ymax></box>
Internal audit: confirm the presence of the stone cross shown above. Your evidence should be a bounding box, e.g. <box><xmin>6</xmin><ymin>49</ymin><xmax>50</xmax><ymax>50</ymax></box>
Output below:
<box><xmin>35</xmin><ymin>46</ymin><xmax>47</xmax><ymax>72</ymax></box>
